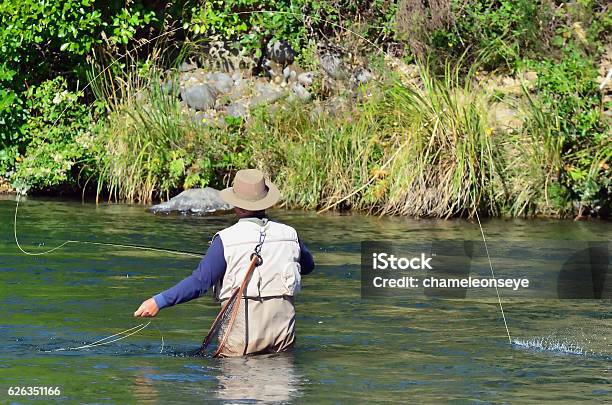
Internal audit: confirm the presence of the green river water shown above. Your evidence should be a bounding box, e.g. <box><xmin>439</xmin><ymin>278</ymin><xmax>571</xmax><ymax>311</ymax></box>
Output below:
<box><xmin>0</xmin><ymin>196</ymin><xmax>610</xmax><ymax>404</ymax></box>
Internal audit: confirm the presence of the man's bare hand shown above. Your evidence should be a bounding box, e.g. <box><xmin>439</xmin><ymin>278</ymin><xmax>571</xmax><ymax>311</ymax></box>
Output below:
<box><xmin>134</xmin><ymin>298</ymin><xmax>159</xmax><ymax>317</ymax></box>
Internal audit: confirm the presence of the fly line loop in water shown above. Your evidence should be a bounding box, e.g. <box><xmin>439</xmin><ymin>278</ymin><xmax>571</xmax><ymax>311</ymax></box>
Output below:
<box><xmin>44</xmin><ymin>322</ymin><xmax>150</xmax><ymax>352</ymax></box>
<box><xmin>14</xmin><ymin>195</ymin><xmax>187</xmax><ymax>353</ymax></box>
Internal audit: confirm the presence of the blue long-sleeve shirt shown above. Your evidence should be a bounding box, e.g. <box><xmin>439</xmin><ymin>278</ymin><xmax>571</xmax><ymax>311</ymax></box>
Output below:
<box><xmin>153</xmin><ymin>231</ymin><xmax>315</xmax><ymax>310</ymax></box>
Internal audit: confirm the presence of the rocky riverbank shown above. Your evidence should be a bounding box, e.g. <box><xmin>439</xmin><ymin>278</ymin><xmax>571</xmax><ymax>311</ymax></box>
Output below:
<box><xmin>5</xmin><ymin>39</ymin><xmax>610</xmax><ymax>220</ymax></box>
<box><xmin>158</xmin><ymin>40</ymin><xmax>611</xmax><ymax>135</ymax></box>
<box><xmin>162</xmin><ymin>42</ymin><xmax>376</xmax><ymax>128</ymax></box>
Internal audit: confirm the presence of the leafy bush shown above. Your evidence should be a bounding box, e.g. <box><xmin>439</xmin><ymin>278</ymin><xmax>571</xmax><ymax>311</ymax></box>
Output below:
<box><xmin>187</xmin><ymin>0</ymin><xmax>397</xmax><ymax>55</ymax></box>
<box><xmin>456</xmin><ymin>0</ymin><xmax>544</xmax><ymax>67</ymax></box>
<box><xmin>0</xmin><ymin>87</ymin><xmax>26</xmax><ymax>174</ymax></box>
<box><xmin>11</xmin><ymin>78</ymin><xmax>99</xmax><ymax>192</ymax></box>
<box><xmin>0</xmin><ymin>0</ymin><xmax>157</xmax><ymax>175</ymax></box>
<box><xmin>526</xmin><ymin>49</ymin><xmax>611</xmax><ymax>214</ymax></box>
<box><xmin>396</xmin><ymin>0</ymin><xmax>549</xmax><ymax>68</ymax></box>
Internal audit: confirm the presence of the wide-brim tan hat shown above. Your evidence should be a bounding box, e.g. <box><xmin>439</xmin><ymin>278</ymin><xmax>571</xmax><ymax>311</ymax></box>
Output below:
<box><xmin>219</xmin><ymin>169</ymin><xmax>280</xmax><ymax>211</ymax></box>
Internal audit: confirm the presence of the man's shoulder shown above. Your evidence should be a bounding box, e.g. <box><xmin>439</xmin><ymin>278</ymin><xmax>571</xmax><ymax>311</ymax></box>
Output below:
<box><xmin>214</xmin><ymin>220</ymin><xmax>257</xmax><ymax>243</ymax></box>
<box><xmin>268</xmin><ymin>220</ymin><xmax>299</xmax><ymax>238</ymax></box>
<box><xmin>217</xmin><ymin>219</ymin><xmax>299</xmax><ymax>241</ymax></box>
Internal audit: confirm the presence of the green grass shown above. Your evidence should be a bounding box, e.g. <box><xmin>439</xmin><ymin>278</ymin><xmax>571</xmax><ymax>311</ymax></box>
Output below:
<box><xmin>88</xmin><ymin>55</ymin><xmax>604</xmax><ymax>218</ymax></box>
<box><xmin>247</xmin><ymin>64</ymin><xmax>512</xmax><ymax>218</ymax></box>
<box><xmin>89</xmin><ymin>56</ymin><xmax>243</xmax><ymax>203</ymax></box>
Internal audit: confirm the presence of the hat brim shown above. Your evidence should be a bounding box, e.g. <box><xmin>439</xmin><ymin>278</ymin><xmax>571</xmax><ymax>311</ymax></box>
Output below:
<box><xmin>219</xmin><ymin>180</ymin><xmax>280</xmax><ymax>211</ymax></box>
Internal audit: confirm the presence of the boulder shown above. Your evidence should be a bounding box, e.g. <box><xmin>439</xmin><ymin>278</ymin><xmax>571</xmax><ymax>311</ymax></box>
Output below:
<box><xmin>231</xmin><ymin>71</ymin><xmax>242</xmax><ymax>82</ymax></box>
<box><xmin>393</xmin><ymin>61</ymin><xmax>419</xmax><ymax>80</ymax></box>
<box><xmin>351</xmin><ymin>67</ymin><xmax>373</xmax><ymax>87</ymax></box>
<box><xmin>206</xmin><ymin>72</ymin><xmax>234</xmax><ymax>94</ymax></box>
<box><xmin>227</xmin><ymin>82</ymin><xmax>250</xmax><ymax>103</ymax></box>
<box><xmin>283</xmin><ymin>66</ymin><xmax>296</xmax><ymax>82</ymax></box>
<box><xmin>320</xmin><ymin>53</ymin><xmax>345</xmax><ymax>80</ymax></box>
<box><xmin>226</xmin><ymin>103</ymin><xmax>248</xmax><ymax>118</ymax></box>
<box><xmin>298</xmin><ymin>72</ymin><xmax>314</xmax><ymax>86</ymax></box>
<box><xmin>491</xmin><ymin>103</ymin><xmax>523</xmax><ymax>130</ymax></box>
<box><xmin>498</xmin><ymin>77</ymin><xmax>522</xmax><ymax>95</ymax></box>
<box><xmin>325</xmin><ymin>96</ymin><xmax>349</xmax><ymax>116</ymax></box>
<box><xmin>192</xmin><ymin>110</ymin><xmax>222</xmax><ymax>127</ymax></box>
<box><xmin>251</xmin><ymin>82</ymin><xmax>287</xmax><ymax>107</ymax></box>
<box><xmin>257</xmin><ymin>58</ymin><xmax>276</xmax><ymax>78</ymax></box>
<box><xmin>522</xmin><ymin>71</ymin><xmax>538</xmax><ymax>83</ymax></box>
<box><xmin>0</xmin><ymin>177</ymin><xmax>14</xmax><ymax>194</ymax></box>
<box><xmin>291</xmin><ymin>83</ymin><xmax>311</xmax><ymax>102</ymax></box>
<box><xmin>148</xmin><ymin>188</ymin><xmax>232</xmax><ymax>215</ymax></box>
<box><xmin>181</xmin><ymin>83</ymin><xmax>217</xmax><ymax>111</ymax></box>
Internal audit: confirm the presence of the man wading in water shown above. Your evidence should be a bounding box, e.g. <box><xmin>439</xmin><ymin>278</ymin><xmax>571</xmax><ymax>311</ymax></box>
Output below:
<box><xmin>134</xmin><ymin>169</ymin><xmax>315</xmax><ymax>356</ymax></box>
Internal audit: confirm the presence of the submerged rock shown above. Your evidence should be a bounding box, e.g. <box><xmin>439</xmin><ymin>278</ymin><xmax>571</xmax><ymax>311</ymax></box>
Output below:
<box><xmin>149</xmin><ymin>188</ymin><xmax>233</xmax><ymax>215</ymax></box>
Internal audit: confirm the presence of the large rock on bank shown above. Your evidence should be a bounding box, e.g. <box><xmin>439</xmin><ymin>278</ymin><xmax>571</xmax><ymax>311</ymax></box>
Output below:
<box><xmin>320</xmin><ymin>52</ymin><xmax>345</xmax><ymax>80</ymax></box>
<box><xmin>181</xmin><ymin>83</ymin><xmax>217</xmax><ymax>111</ymax></box>
<box><xmin>148</xmin><ymin>187</ymin><xmax>232</xmax><ymax>215</ymax></box>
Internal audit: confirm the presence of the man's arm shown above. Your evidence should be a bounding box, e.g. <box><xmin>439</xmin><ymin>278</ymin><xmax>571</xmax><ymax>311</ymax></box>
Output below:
<box><xmin>299</xmin><ymin>239</ymin><xmax>315</xmax><ymax>275</ymax></box>
<box><xmin>134</xmin><ymin>236</ymin><xmax>226</xmax><ymax>317</ymax></box>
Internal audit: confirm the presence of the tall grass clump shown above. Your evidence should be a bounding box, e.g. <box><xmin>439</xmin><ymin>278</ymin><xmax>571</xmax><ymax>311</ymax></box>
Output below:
<box><xmin>248</xmin><ymin>64</ymin><xmax>512</xmax><ymax>218</ymax></box>
<box><xmin>247</xmin><ymin>97</ymin><xmax>395</xmax><ymax>211</ymax></box>
<box><xmin>89</xmin><ymin>57</ymin><xmax>245</xmax><ymax>203</ymax></box>
<box><xmin>498</xmin><ymin>91</ymin><xmax>564</xmax><ymax>217</ymax></box>
<box><xmin>380</xmin><ymin>65</ymin><xmax>501</xmax><ymax>217</ymax></box>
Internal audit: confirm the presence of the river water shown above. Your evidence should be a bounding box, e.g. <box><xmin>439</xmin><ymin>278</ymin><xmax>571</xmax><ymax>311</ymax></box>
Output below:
<box><xmin>0</xmin><ymin>197</ymin><xmax>610</xmax><ymax>403</ymax></box>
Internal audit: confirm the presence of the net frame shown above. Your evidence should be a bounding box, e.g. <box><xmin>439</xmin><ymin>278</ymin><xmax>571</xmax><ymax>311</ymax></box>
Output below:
<box><xmin>199</xmin><ymin>253</ymin><xmax>261</xmax><ymax>357</ymax></box>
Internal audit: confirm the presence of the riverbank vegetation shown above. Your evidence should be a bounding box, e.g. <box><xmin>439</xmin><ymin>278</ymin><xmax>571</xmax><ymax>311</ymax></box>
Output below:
<box><xmin>1</xmin><ymin>1</ymin><xmax>610</xmax><ymax>218</ymax></box>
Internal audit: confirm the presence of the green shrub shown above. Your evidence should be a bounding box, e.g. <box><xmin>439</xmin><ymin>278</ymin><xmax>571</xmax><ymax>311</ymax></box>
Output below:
<box><xmin>11</xmin><ymin>78</ymin><xmax>99</xmax><ymax>192</ymax></box>
<box><xmin>187</xmin><ymin>0</ymin><xmax>397</xmax><ymax>56</ymax></box>
<box><xmin>0</xmin><ymin>87</ymin><xmax>26</xmax><ymax>174</ymax></box>
<box><xmin>526</xmin><ymin>49</ymin><xmax>611</xmax><ymax>214</ymax></box>
<box><xmin>395</xmin><ymin>0</ymin><xmax>549</xmax><ymax>69</ymax></box>
<box><xmin>0</xmin><ymin>0</ymin><xmax>157</xmax><ymax>175</ymax></box>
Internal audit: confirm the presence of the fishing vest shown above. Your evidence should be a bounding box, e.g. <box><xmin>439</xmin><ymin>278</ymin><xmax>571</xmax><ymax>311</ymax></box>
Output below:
<box><xmin>216</xmin><ymin>218</ymin><xmax>302</xmax><ymax>300</ymax></box>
